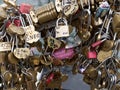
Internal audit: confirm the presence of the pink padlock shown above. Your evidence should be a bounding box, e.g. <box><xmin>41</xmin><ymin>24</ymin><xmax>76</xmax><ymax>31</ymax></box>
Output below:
<box><xmin>19</xmin><ymin>3</ymin><xmax>32</xmax><ymax>14</ymax></box>
<box><xmin>91</xmin><ymin>39</ymin><xmax>106</xmax><ymax>48</ymax></box>
<box><xmin>52</xmin><ymin>48</ymin><xmax>75</xmax><ymax>60</ymax></box>
<box><xmin>87</xmin><ymin>50</ymin><xmax>97</xmax><ymax>59</ymax></box>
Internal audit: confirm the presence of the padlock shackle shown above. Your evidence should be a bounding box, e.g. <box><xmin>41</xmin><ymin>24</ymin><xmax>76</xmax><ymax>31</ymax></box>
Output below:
<box><xmin>56</xmin><ymin>17</ymin><xmax>68</xmax><ymax>27</ymax></box>
<box><xmin>80</xmin><ymin>0</ymin><xmax>90</xmax><ymax>10</ymax></box>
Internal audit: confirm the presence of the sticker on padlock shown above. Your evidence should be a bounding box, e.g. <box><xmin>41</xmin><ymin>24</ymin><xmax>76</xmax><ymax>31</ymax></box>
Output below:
<box><xmin>25</xmin><ymin>30</ymin><xmax>40</xmax><ymax>44</ymax></box>
<box><xmin>0</xmin><ymin>42</ymin><xmax>11</xmax><ymax>52</ymax></box>
<box><xmin>95</xmin><ymin>1</ymin><xmax>110</xmax><ymax>19</ymax></box>
<box><xmin>55</xmin><ymin>18</ymin><xmax>69</xmax><ymax>38</ymax></box>
<box><xmin>13</xmin><ymin>48</ymin><xmax>30</xmax><ymax>59</ymax></box>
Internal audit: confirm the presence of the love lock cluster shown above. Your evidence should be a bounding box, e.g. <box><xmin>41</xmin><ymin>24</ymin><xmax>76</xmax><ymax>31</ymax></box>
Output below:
<box><xmin>0</xmin><ymin>0</ymin><xmax>120</xmax><ymax>90</ymax></box>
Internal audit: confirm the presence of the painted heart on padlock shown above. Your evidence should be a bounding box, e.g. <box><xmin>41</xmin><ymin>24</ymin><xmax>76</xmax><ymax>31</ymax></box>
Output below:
<box><xmin>14</xmin><ymin>19</ymin><xmax>21</xmax><ymax>27</ymax></box>
<box><xmin>52</xmin><ymin>48</ymin><xmax>75</xmax><ymax>60</ymax></box>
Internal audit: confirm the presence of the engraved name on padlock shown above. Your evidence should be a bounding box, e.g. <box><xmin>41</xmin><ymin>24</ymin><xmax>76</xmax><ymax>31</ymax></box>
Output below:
<box><xmin>0</xmin><ymin>42</ymin><xmax>11</xmax><ymax>51</ymax></box>
<box><xmin>25</xmin><ymin>31</ymin><xmax>40</xmax><ymax>44</ymax></box>
<box><xmin>14</xmin><ymin>48</ymin><xmax>30</xmax><ymax>59</ymax></box>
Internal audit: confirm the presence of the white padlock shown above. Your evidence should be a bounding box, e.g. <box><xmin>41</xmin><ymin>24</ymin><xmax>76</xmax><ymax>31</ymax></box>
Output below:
<box><xmin>55</xmin><ymin>0</ymin><xmax>62</xmax><ymax>12</ymax></box>
<box><xmin>62</xmin><ymin>0</ymin><xmax>79</xmax><ymax>16</ymax></box>
<box><xmin>55</xmin><ymin>18</ymin><xmax>69</xmax><ymax>38</ymax></box>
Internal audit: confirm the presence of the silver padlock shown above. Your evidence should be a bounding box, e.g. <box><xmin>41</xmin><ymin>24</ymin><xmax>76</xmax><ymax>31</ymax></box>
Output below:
<box><xmin>55</xmin><ymin>17</ymin><xmax>69</xmax><ymax>38</ymax></box>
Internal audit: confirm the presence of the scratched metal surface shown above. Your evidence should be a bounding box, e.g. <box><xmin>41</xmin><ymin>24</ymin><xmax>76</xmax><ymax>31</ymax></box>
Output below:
<box><xmin>0</xmin><ymin>0</ymin><xmax>90</xmax><ymax>90</ymax></box>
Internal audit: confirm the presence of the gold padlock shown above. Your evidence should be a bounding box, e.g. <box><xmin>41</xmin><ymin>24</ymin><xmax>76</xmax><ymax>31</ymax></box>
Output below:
<box><xmin>112</xmin><ymin>12</ymin><xmax>120</xmax><ymax>33</ymax></box>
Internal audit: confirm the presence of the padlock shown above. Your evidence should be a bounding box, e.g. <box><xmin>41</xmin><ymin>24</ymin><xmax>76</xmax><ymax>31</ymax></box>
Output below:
<box><xmin>95</xmin><ymin>1</ymin><xmax>110</xmax><ymax>19</ymax></box>
<box><xmin>0</xmin><ymin>52</ymin><xmax>6</xmax><ymax>63</ymax></box>
<box><xmin>36</xmin><ymin>2</ymin><xmax>58</xmax><ymax>24</ymax></box>
<box><xmin>7</xmin><ymin>23</ymin><xmax>25</xmax><ymax>35</ymax></box>
<box><xmin>112</xmin><ymin>12</ymin><xmax>120</xmax><ymax>33</ymax></box>
<box><xmin>87</xmin><ymin>48</ymin><xmax>97</xmax><ymax>59</ymax></box>
<box><xmin>55</xmin><ymin>17</ymin><xmax>69</xmax><ymax>38</ymax></box>
<box><xmin>8</xmin><ymin>52</ymin><xmax>18</xmax><ymax>64</ymax></box>
<box><xmin>26</xmin><ymin>80</ymin><xmax>36</xmax><ymax>90</ymax></box>
<box><xmin>14</xmin><ymin>48</ymin><xmax>31</xmax><ymax>59</ymax></box>
<box><xmin>14</xmin><ymin>19</ymin><xmax>21</xmax><ymax>27</ymax></box>
<box><xmin>52</xmin><ymin>48</ymin><xmax>75</xmax><ymax>60</ymax></box>
<box><xmin>29</xmin><ymin>56</ymin><xmax>40</xmax><ymax>66</ymax></box>
<box><xmin>0</xmin><ymin>36</ymin><xmax>11</xmax><ymax>52</ymax></box>
<box><xmin>47</xmin><ymin>36</ymin><xmax>61</xmax><ymax>50</ymax></box>
<box><xmin>0</xmin><ymin>6</ymin><xmax>7</xmax><ymax>20</ymax></box>
<box><xmin>55</xmin><ymin>0</ymin><xmax>62</xmax><ymax>12</ymax></box>
<box><xmin>91</xmin><ymin>39</ymin><xmax>106</xmax><ymax>48</ymax></box>
<box><xmin>20</xmin><ymin>14</ymin><xmax>40</xmax><ymax>43</ymax></box>
<box><xmin>46</xmin><ymin>73</ymin><xmax>54</xmax><ymax>84</ymax></box>
<box><xmin>3</xmin><ymin>0</ymin><xmax>17</xmax><ymax>7</ymax></box>
<box><xmin>65</xmin><ymin>27</ymin><xmax>81</xmax><ymax>49</ymax></box>
<box><xmin>97</xmin><ymin>50</ymin><xmax>112</xmax><ymax>62</ymax></box>
<box><xmin>30</xmin><ymin>10</ymin><xmax>38</xmax><ymax>23</ymax></box>
<box><xmin>101</xmin><ymin>40</ymin><xmax>114</xmax><ymax>51</ymax></box>
<box><xmin>62</xmin><ymin>0</ymin><xmax>79</xmax><ymax>17</ymax></box>
<box><xmin>40</xmin><ymin>55</ymin><xmax>53</xmax><ymax>66</ymax></box>
<box><xmin>19</xmin><ymin>3</ymin><xmax>33</xmax><ymax>14</ymax></box>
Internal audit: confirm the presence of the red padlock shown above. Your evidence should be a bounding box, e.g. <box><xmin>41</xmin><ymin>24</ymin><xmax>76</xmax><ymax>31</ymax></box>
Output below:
<box><xmin>19</xmin><ymin>3</ymin><xmax>33</xmax><ymax>14</ymax></box>
<box><xmin>87</xmin><ymin>48</ymin><xmax>97</xmax><ymax>59</ymax></box>
<box><xmin>46</xmin><ymin>73</ymin><xmax>54</xmax><ymax>84</ymax></box>
<box><xmin>6</xmin><ymin>20</ymin><xmax>11</xmax><ymax>28</ymax></box>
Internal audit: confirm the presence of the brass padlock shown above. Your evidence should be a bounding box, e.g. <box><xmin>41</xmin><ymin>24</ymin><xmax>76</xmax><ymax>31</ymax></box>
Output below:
<box><xmin>29</xmin><ymin>56</ymin><xmax>40</xmax><ymax>66</ymax></box>
<box><xmin>8</xmin><ymin>52</ymin><xmax>18</xmax><ymax>64</ymax></box>
<box><xmin>112</xmin><ymin>12</ymin><xmax>120</xmax><ymax>33</ymax></box>
<box><xmin>101</xmin><ymin>40</ymin><xmax>114</xmax><ymax>51</ymax></box>
<box><xmin>97</xmin><ymin>50</ymin><xmax>112</xmax><ymax>62</ymax></box>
